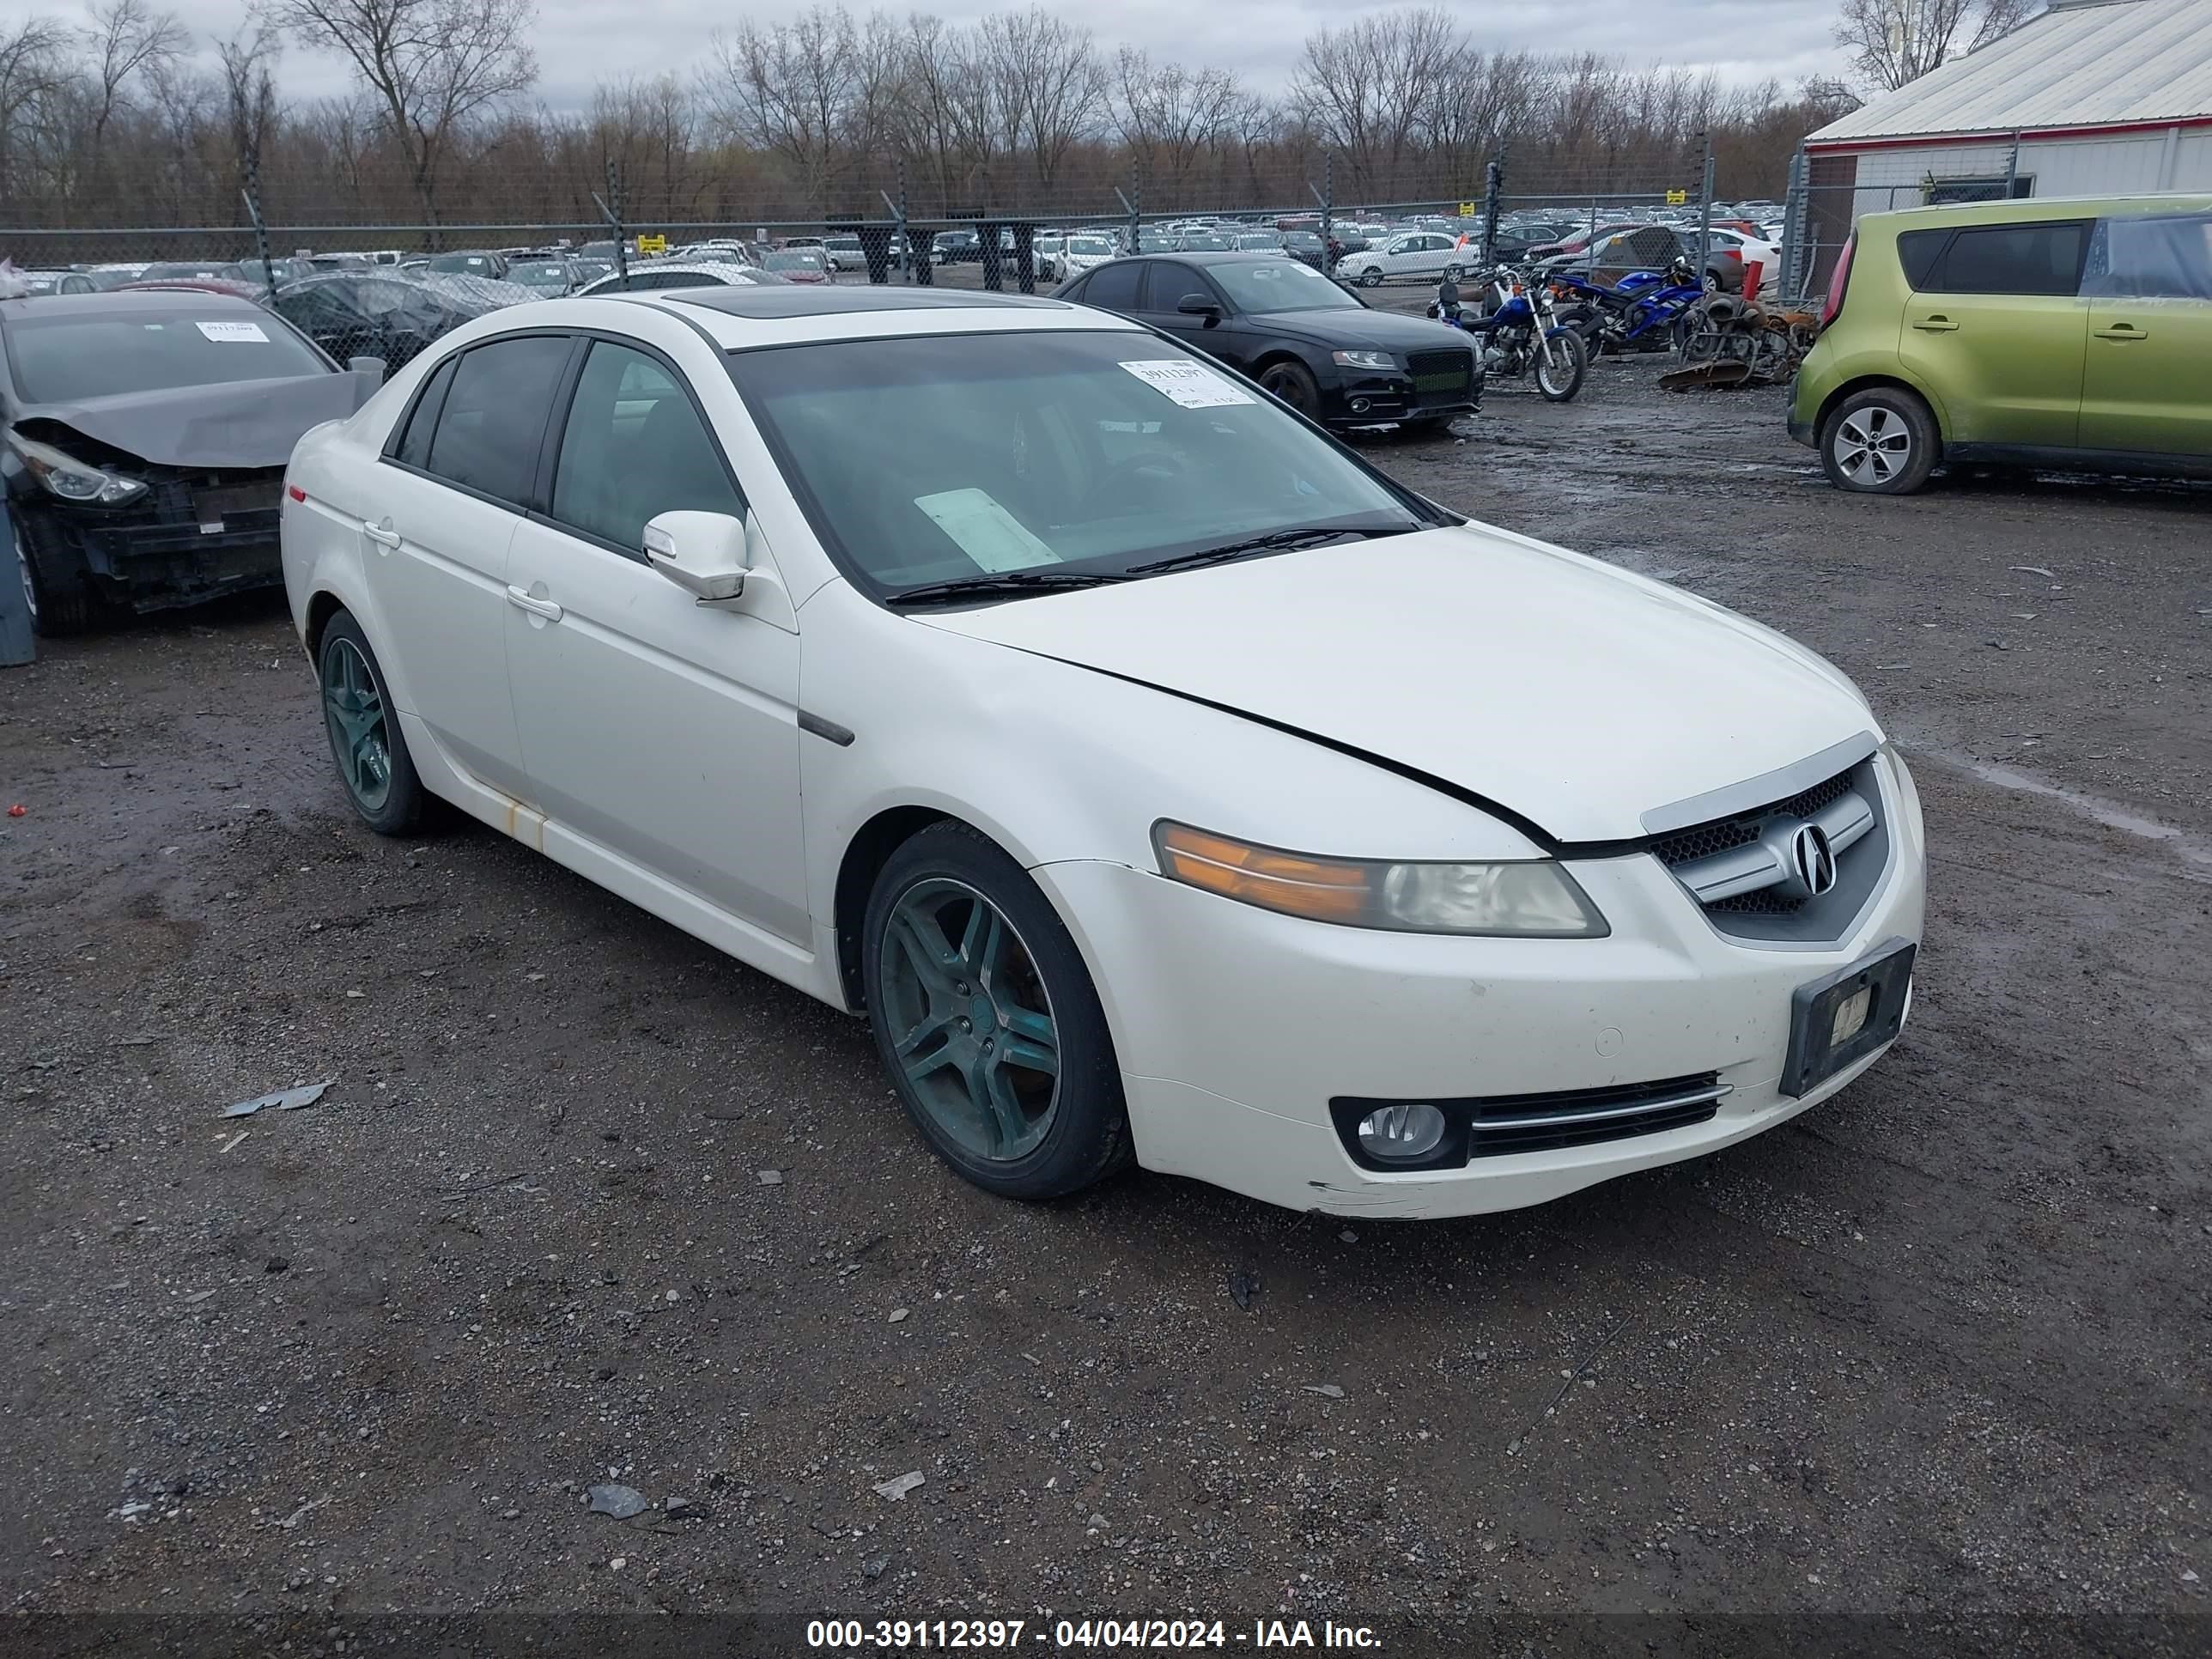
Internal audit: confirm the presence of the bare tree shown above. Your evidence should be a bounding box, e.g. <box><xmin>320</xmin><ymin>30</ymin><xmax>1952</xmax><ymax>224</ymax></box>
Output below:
<box><xmin>978</xmin><ymin>7</ymin><xmax>1103</xmax><ymax>198</ymax></box>
<box><xmin>0</xmin><ymin>17</ymin><xmax>70</xmax><ymax>185</ymax></box>
<box><xmin>1832</xmin><ymin>0</ymin><xmax>2041</xmax><ymax>93</ymax></box>
<box><xmin>703</xmin><ymin>4</ymin><xmax>871</xmax><ymax>212</ymax></box>
<box><xmin>1112</xmin><ymin>49</ymin><xmax>1237</xmax><ymax>198</ymax></box>
<box><xmin>81</xmin><ymin>0</ymin><xmax>187</xmax><ymax>167</ymax></box>
<box><xmin>265</xmin><ymin>0</ymin><xmax>538</xmax><ymax>233</ymax></box>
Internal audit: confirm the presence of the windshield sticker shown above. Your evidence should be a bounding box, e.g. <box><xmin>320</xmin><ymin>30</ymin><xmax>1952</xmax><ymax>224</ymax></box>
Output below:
<box><xmin>197</xmin><ymin>320</ymin><xmax>270</xmax><ymax>343</ymax></box>
<box><xmin>914</xmin><ymin>489</ymin><xmax>1062</xmax><ymax>574</ymax></box>
<box><xmin>1119</xmin><ymin>359</ymin><xmax>1255</xmax><ymax>409</ymax></box>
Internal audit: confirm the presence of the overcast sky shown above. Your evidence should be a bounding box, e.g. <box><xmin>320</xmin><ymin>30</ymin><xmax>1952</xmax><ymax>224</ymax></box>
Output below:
<box><xmin>154</xmin><ymin>0</ymin><xmax>1852</xmax><ymax>108</ymax></box>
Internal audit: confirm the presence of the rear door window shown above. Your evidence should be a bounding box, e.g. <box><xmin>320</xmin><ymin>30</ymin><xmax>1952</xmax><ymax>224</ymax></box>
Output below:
<box><xmin>423</xmin><ymin>335</ymin><xmax>574</xmax><ymax>507</ymax></box>
<box><xmin>1923</xmin><ymin>222</ymin><xmax>2088</xmax><ymax>295</ymax></box>
<box><xmin>2081</xmin><ymin>213</ymin><xmax>2212</xmax><ymax>300</ymax></box>
<box><xmin>1079</xmin><ymin>261</ymin><xmax>1146</xmax><ymax>312</ymax></box>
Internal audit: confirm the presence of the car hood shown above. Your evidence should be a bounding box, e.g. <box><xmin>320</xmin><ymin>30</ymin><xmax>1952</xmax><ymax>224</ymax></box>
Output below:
<box><xmin>1253</xmin><ymin>307</ymin><xmax>1474</xmax><ymax>351</ymax></box>
<box><xmin>917</xmin><ymin>526</ymin><xmax>1876</xmax><ymax>845</ymax></box>
<box><xmin>13</xmin><ymin>372</ymin><xmax>373</xmax><ymax>470</ymax></box>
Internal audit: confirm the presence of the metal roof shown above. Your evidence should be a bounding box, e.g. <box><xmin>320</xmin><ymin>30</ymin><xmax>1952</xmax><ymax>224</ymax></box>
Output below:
<box><xmin>1807</xmin><ymin>0</ymin><xmax>2212</xmax><ymax>144</ymax></box>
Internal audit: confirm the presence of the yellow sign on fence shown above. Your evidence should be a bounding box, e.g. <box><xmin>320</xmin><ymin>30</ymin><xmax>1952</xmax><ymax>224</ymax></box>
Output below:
<box><xmin>1458</xmin><ymin>202</ymin><xmax>1479</xmax><ymax>219</ymax></box>
<box><xmin>635</xmin><ymin>234</ymin><xmax>668</xmax><ymax>255</ymax></box>
<box><xmin>1665</xmin><ymin>189</ymin><xmax>1688</xmax><ymax>206</ymax></box>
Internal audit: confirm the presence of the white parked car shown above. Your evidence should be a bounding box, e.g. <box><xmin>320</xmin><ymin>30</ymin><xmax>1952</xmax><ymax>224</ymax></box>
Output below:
<box><xmin>1336</xmin><ymin>231</ymin><xmax>1466</xmax><ymax>287</ymax></box>
<box><xmin>279</xmin><ymin>286</ymin><xmax>1926</xmax><ymax>1218</ymax></box>
<box><xmin>1053</xmin><ymin>234</ymin><xmax>1116</xmax><ymax>281</ymax></box>
<box><xmin>1697</xmin><ymin>226</ymin><xmax>1784</xmax><ymax>291</ymax></box>
<box><xmin>573</xmin><ymin>261</ymin><xmax>785</xmax><ymax>295</ymax></box>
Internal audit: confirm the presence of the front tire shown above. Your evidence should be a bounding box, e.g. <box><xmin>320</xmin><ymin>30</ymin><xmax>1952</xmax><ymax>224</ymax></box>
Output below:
<box><xmin>317</xmin><ymin>610</ymin><xmax>432</xmax><ymax>834</ymax></box>
<box><xmin>1535</xmin><ymin>330</ymin><xmax>1588</xmax><ymax>401</ymax></box>
<box><xmin>861</xmin><ymin>823</ymin><xmax>1131</xmax><ymax>1201</ymax></box>
<box><xmin>1256</xmin><ymin>358</ymin><xmax>1322</xmax><ymax>419</ymax></box>
<box><xmin>1820</xmin><ymin>387</ymin><xmax>1939</xmax><ymax>495</ymax></box>
<box><xmin>12</xmin><ymin>511</ymin><xmax>93</xmax><ymax>636</ymax></box>
<box><xmin>1356</xmin><ymin>266</ymin><xmax>1383</xmax><ymax>288</ymax></box>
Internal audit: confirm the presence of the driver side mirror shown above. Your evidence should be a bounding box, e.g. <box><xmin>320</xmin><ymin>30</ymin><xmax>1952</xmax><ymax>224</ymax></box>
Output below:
<box><xmin>644</xmin><ymin>509</ymin><xmax>753</xmax><ymax>604</ymax></box>
<box><xmin>1176</xmin><ymin>291</ymin><xmax>1222</xmax><ymax>325</ymax></box>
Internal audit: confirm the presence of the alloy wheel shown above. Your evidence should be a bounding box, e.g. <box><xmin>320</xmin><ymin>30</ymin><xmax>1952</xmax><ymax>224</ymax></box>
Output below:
<box><xmin>1832</xmin><ymin>405</ymin><xmax>1914</xmax><ymax>488</ymax></box>
<box><xmin>878</xmin><ymin>878</ymin><xmax>1060</xmax><ymax>1163</ymax></box>
<box><xmin>320</xmin><ymin>635</ymin><xmax>394</xmax><ymax>811</ymax></box>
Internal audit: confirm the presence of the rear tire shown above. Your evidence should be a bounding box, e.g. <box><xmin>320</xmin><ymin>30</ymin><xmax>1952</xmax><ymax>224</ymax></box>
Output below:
<box><xmin>1819</xmin><ymin>387</ymin><xmax>1939</xmax><ymax>495</ymax></box>
<box><xmin>316</xmin><ymin>610</ymin><xmax>432</xmax><ymax>834</ymax></box>
<box><xmin>861</xmin><ymin>822</ymin><xmax>1132</xmax><ymax>1201</ymax></box>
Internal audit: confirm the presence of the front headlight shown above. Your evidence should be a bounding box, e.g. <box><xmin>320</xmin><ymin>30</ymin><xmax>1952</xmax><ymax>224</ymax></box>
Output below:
<box><xmin>1331</xmin><ymin>349</ymin><xmax>1396</xmax><ymax>371</ymax></box>
<box><xmin>6</xmin><ymin>432</ymin><xmax>148</xmax><ymax>506</ymax></box>
<box><xmin>1153</xmin><ymin>822</ymin><xmax>1607</xmax><ymax>938</ymax></box>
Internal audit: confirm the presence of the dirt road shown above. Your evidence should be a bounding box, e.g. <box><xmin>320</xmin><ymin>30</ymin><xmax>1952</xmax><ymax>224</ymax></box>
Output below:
<box><xmin>2</xmin><ymin>355</ymin><xmax>2207</xmax><ymax>1657</ymax></box>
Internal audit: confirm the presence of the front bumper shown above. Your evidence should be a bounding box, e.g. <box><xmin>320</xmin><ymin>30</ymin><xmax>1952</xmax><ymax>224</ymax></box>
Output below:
<box><xmin>1035</xmin><ymin>750</ymin><xmax>1927</xmax><ymax>1218</ymax></box>
<box><xmin>1323</xmin><ymin>363</ymin><xmax>1484</xmax><ymax>427</ymax></box>
<box><xmin>20</xmin><ymin>474</ymin><xmax>285</xmax><ymax>614</ymax></box>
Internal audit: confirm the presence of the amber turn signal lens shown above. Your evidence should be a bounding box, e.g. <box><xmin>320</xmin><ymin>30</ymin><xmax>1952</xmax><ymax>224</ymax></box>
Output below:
<box><xmin>1153</xmin><ymin>823</ymin><xmax>1370</xmax><ymax>921</ymax></box>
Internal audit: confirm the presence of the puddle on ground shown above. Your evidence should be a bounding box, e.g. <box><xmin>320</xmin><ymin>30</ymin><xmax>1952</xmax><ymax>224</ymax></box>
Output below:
<box><xmin>1925</xmin><ymin>750</ymin><xmax>2212</xmax><ymax>874</ymax></box>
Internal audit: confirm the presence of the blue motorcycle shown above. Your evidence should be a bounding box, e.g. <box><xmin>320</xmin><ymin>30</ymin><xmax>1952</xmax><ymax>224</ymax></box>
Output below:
<box><xmin>1431</xmin><ymin>266</ymin><xmax>1587</xmax><ymax>402</ymax></box>
<box><xmin>1547</xmin><ymin>257</ymin><xmax>1705</xmax><ymax>356</ymax></box>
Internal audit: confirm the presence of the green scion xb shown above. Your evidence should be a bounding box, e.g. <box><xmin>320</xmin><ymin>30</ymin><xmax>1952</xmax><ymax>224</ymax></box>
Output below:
<box><xmin>1790</xmin><ymin>195</ymin><xmax>2212</xmax><ymax>493</ymax></box>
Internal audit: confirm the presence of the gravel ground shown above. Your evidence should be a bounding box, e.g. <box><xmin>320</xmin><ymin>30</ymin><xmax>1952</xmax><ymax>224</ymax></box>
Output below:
<box><xmin>1</xmin><ymin>330</ymin><xmax>2208</xmax><ymax>1659</ymax></box>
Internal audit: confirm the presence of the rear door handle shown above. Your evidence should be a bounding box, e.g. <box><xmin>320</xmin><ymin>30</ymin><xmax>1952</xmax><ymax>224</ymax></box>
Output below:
<box><xmin>505</xmin><ymin>585</ymin><xmax>563</xmax><ymax>622</ymax></box>
<box><xmin>362</xmin><ymin>520</ymin><xmax>401</xmax><ymax>549</ymax></box>
<box><xmin>2093</xmin><ymin>323</ymin><xmax>2148</xmax><ymax>340</ymax></box>
<box><xmin>1911</xmin><ymin>317</ymin><xmax>1959</xmax><ymax>332</ymax></box>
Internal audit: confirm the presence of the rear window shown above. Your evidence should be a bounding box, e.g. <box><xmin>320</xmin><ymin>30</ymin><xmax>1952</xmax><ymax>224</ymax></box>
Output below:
<box><xmin>4</xmin><ymin>309</ymin><xmax>329</xmax><ymax>401</ymax></box>
<box><xmin>1896</xmin><ymin>228</ymin><xmax>1948</xmax><ymax>289</ymax></box>
<box><xmin>1914</xmin><ymin>222</ymin><xmax>2088</xmax><ymax>296</ymax></box>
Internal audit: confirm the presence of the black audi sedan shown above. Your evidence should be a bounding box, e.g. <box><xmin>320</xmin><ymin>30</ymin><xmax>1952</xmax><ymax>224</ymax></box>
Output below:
<box><xmin>1055</xmin><ymin>252</ymin><xmax>1481</xmax><ymax>431</ymax></box>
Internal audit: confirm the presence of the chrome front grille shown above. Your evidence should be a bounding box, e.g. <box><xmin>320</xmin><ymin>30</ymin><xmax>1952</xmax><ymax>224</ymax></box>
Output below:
<box><xmin>1650</xmin><ymin>757</ymin><xmax>1889</xmax><ymax>945</ymax></box>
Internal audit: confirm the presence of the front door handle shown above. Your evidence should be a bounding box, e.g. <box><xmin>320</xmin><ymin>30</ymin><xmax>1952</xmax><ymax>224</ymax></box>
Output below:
<box><xmin>362</xmin><ymin>519</ymin><xmax>401</xmax><ymax>549</ymax></box>
<box><xmin>2093</xmin><ymin>323</ymin><xmax>2148</xmax><ymax>340</ymax></box>
<box><xmin>505</xmin><ymin>585</ymin><xmax>563</xmax><ymax>622</ymax></box>
<box><xmin>1911</xmin><ymin>316</ymin><xmax>1959</xmax><ymax>332</ymax></box>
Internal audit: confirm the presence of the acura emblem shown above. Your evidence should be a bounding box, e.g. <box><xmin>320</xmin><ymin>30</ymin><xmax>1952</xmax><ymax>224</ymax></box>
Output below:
<box><xmin>1790</xmin><ymin>823</ymin><xmax>1838</xmax><ymax>897</ymax></box>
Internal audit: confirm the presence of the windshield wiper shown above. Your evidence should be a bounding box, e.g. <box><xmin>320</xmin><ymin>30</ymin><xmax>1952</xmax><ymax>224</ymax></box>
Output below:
<box><xmin>885</xmin><ymin>570</ymin><xmax>1132</xmax><ymax>609</ymax></box>
<box><xmin>1124</xmin><ymin>523</ymin><xmax>1416</xmax><ymax>577</ymax></box>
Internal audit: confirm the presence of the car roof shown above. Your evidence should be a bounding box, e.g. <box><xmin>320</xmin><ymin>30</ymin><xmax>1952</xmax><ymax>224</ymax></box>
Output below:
<box><xmin>0</xmin><ymin>289</ymin><xmax>269</xmax><ymax>322</ymax></box>
<box><xmin>1867</xmin><ymin>191</ymin><xmax>2212</xmax><ymax>229</ymax></box>
<box><xmin>539</xmin><ymin>284</ymin><xmax>1136</xmax><ymax>349</ymax></box>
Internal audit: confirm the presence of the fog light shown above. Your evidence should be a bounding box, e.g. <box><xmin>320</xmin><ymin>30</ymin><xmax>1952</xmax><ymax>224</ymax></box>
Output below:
<box><xmin>1349</xmin><ymin>396</ymin><xmax>1372</xmax><ymax>413</ymax></box>
<box><xmin>1355</xmin><ymin>1103</ymin><xmax>1446</xmax><ymax>1164</ymax></box>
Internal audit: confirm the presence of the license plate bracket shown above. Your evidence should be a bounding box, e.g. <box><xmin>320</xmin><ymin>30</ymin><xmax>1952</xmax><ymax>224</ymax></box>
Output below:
<box><xmin>1781</xmin><ymin>937</ymin><xmax>1917</xmax><ymax>1097</ymax></box>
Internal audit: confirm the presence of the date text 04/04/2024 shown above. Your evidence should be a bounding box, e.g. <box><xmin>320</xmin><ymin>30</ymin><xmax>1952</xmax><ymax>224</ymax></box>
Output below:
<box><xmin>805</xmin><ymin>1618</ymin><xmax>1383</xmax><ymax>1649</ymax></box>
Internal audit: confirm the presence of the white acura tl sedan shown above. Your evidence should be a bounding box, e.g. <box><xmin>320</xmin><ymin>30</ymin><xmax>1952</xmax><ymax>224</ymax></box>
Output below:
<box><xmin>280</xmin><ymin>285</ymin><xmax>1925</xmax><ymax>1218</ymax></box>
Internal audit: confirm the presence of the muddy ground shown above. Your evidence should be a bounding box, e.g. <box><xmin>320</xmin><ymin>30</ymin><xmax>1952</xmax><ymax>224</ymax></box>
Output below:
<box><xmin>1</xmin><ymin>336</ymin><xmax>2208</xmax><ymax>1659</ymax></box>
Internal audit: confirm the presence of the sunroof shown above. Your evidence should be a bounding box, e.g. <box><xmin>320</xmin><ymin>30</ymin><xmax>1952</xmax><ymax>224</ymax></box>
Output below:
<box><xmin>660</xmin><ymin>286</ymin><xmax>1067</xmax><ymax>319</ymax></box>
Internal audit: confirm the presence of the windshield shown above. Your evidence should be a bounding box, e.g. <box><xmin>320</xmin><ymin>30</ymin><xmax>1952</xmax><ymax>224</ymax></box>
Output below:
<box><xmin>727</xmin><ymin>330</ymin><xmax>1423</xmax><ymax>604</ymax></box>
<box><xmin>765</xmin><ymin>251</ymin><xmax>823</xmax><ymax>270</ymax></box>
<box><xmin>6</xmin><ymin>309</ymin><xmax>329</xmax><ymax>402</ymax></box>
<box><xmin>1177</xmin><ymin>234</ymin><xmax>1233</xmax><ymax>252</ymax></box>
<box><xmin>507</xmin><ymin>261</ymin><xmax>570</xmax><ymax>289</ymax></box>
<box><xmin>1210</xmin><ymin>259</ymin><xmax>1360</xmax><ymax>313</ymax></box>
<box><xmin>1068</xmin><ymin>239</ymin><xmax>1111</xmax><ymax>257</ymax></box>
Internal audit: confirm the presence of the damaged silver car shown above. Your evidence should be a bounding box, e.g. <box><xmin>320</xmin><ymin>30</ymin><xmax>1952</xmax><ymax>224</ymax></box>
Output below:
<box><xmin>2</xmin><ymin>289</ymin><xmax>384</xmax><ymax>634</ymax></box>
